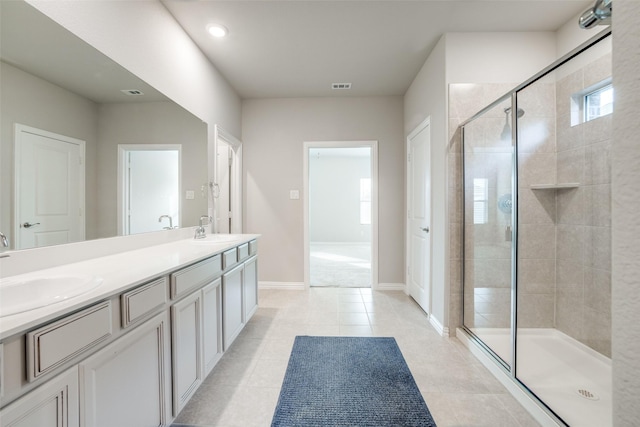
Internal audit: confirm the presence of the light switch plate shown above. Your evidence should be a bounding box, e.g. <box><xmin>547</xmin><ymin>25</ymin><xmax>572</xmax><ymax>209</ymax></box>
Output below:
<box><xmin>186</xmin><ymin>190</ymin><xmax>195</xmax><ymax>200</ymax></box>
<box><xmin>290</xmin><ymin>190</ymin><xmax>300</xmax><ymax>200</ymax></box>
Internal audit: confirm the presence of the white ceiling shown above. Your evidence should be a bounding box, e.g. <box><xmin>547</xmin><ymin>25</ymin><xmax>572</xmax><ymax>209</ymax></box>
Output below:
<box><xmin>162</xmin><ymin>0</ymin><xmax>593</xmax><ymax>99</ymax></box>
<box><xmin>0</xmin><ymin>0</ymin><xmax>167</xmax><ymax>104</ymax></box>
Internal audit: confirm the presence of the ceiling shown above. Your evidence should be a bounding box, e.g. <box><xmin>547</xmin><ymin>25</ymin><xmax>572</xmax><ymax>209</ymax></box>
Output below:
<box><xmin>162</xmin><ymin>0</ymin><xmax>593</xmax><ymax>99</ymax></box>
<box><xmin>0</xmin><ymin>0</ymin><xmax>167</xmax><ymax>104</ymax></box>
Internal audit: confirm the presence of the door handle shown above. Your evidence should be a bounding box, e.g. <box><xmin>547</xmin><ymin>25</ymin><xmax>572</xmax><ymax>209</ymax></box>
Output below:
<box><xmin>421</xmin><ymin>227</ymin><xmax>429</xmax><ymax>233</ymax></box>
<box><xmin>23</xmin><ymin>222</ymin><xmax>41</xmax><ymax>228</ymax></box>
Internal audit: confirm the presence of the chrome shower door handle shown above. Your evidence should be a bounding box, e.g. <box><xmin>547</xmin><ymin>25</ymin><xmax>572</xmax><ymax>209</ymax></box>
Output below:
<box><xmin>23</xmin><ymin>222</ymin><xmax>41</xmax><ymax>228</ymax></box>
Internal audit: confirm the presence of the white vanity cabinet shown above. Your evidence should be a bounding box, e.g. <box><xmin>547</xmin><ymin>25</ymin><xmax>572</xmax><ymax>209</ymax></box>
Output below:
<box><xmin>0</xmin><ymin>366</ymin><xmax>79</xmax><ymax>427</ymax></box>
<box><xmin>222</xmin><ymin>264</ymin><xmax>244</xmax><ymax>350</ymax></box>
<box><xmin>202</xmin><ymin>278</ymin><xmax>223</xmax><ymax>376</ymax></box>
<box><xmin>169</xmin><ymin>255</ymin><xmax>223</xmax><ymax>415</ymax></box>
<box><xmin>79</xmin><ymin>313</ymin><xmax>171</xmax><ymax>427</ymax></box>
<box><xmin>170</xmin><ymin>290</ymin><xmax>203</xmax><ymax>415</ymax></box>
<box><xmin>0</xmin><ymin>237</ymin><xmax>258</xmax><ymax>427</ymax></box>
<box><xmin>243</xmin><ymin>256</ymin><xmax>258</xmax><ymax>322</ymax></box>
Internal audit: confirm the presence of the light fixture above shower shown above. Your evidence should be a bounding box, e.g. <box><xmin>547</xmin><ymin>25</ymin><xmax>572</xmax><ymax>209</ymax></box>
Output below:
<box><xmin>579</xmin><ymin>0</ymin><xmax>612</xmax><ymax>29</ymax></box>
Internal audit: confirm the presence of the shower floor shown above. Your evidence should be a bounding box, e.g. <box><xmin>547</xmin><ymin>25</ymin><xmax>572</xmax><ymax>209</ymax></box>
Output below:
<box><xmin>469</xmin><ymin>327</ymin><xmax>611</xmax><ymax>427</ymax></box>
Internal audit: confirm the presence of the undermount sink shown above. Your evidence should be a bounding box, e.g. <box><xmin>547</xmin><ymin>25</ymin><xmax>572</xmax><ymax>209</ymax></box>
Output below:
<box><xmin>0</xmin><ymin>275</ymin><xmax>103</xmax><ymax>317</ymax></box>
<box><xmin>190</xmin><ymin>234</ymin><xmax>243</xmax><ymax>244</ymax></box>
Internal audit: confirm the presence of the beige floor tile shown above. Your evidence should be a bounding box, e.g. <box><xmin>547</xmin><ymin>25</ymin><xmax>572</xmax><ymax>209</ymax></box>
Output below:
<box><xmin>172</xmin><ymin>289</ymin><xmax>541</xmax><ymax>427</ymax></box>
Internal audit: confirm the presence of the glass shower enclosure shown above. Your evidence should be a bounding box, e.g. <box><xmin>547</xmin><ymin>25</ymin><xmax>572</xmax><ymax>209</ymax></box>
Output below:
<box><xmin>461</xmin><ymin>32</ymin><xmax>612</xmax><ymax>427</ymax></box>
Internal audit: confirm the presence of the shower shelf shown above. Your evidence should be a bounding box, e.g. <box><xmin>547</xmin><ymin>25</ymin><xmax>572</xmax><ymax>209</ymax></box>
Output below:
<box><xmin>530</xmin><ymin>183</ymin><xmax>580</xmax><ymax>190</ymax></box>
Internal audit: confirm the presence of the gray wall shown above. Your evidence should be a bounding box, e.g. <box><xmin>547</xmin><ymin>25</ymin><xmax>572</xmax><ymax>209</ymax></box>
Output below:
<box><xmin>0</xmin><ymin>61</ymin><xmax>100</xmax><ymax>243</ymax></box>
<box><xmin>242</xmin><ymin>96</ymin><xmax>404</xmax><ymax>285</ymax></box>
<box><xmin>97</xmin><ymin>102</ymin><xmax>208</xmax><ymax>238</ymax></box>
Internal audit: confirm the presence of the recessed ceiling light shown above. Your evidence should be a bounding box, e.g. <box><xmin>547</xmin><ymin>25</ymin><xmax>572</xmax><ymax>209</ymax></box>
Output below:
<box><xmin>207</xmin><ymin>24</ymin><xmax>228</xmax><ymax>38</ymax></box>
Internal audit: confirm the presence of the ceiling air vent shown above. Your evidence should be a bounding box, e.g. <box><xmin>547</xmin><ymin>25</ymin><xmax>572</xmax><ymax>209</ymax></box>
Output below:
<box><xmin>332</xmin><ymin>83</ymin><xmax>352</xmax><ymax>90</ymax></box>
<box><xmin>121</xmin><ymin>89</ymin><xmax>144</xmax><ymax>96</ymax></box>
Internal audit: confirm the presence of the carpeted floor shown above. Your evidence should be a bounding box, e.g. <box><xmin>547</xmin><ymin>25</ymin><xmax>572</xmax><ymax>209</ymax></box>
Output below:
<box><xmin>271</xmin><ymin>336</ymin><xmax>437</xmax><ymax>426</ymax></box>
<box><xmin>309</xmin><ymin>243</ymin><xmax>371</xmax><ymax>288</ymax></box>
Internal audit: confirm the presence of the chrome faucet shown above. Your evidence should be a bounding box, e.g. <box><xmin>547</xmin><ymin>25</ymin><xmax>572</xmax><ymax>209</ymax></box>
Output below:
<box><xmin>158</xmin><ymin>215</ymin><xmax>173</xmax><ymax>230</ymax></box>
<box><xmin>0</xmin><ymin>231</ymin><xmax>8</xmax><ymax>247</ymax></box>
<box><xmin>194</xmin><ymin>215</ymin><xmax>211</xmax><ymax>239</ymax></box>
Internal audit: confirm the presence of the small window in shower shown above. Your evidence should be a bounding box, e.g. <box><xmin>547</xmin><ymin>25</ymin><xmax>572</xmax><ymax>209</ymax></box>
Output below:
<box><xmin>473</xmin><ymin>178</ymin><xmax>488</xmax><ymax>224</ymax></box>
<box><xmin>571</xmin><ymin>79</ymin><xmax>613</xmax><ymax>126</ymax></box>
<box><xmin>585</xmin><ymin>83</ymin><xmax>613</xmax><ymax>121</ymax></box>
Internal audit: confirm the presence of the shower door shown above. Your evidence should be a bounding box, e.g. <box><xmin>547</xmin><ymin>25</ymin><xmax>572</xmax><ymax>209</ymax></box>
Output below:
<box><xmin>462</xmin><ymin>95</ymin><xmax>516</xmax><ymax>368</ymax></box>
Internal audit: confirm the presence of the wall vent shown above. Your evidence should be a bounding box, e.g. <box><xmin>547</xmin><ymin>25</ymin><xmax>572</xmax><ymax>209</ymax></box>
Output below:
<box><xmin>332</xmin><ymin>83</ymin><xmax>352</xmax><ymax>90</ymax></box>
<box><xmin>121</xmin><ymin>89</ymin><xmax>144</xmax><ymax>96</ymax></box>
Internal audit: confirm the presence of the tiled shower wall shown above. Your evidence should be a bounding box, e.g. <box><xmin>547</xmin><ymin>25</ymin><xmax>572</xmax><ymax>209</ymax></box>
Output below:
<box><xmin>554</xmin><ymin>52</ymin><xmax>612</xmax><ymax>357</ymax></box>
<box><xmin>516</xmin><ymin>79</ymin><xmax>558</xmax><ymax>329</ymax></box>
<box><xmin>448</xmin><ymin>51</ymin><xmax>612</xmax><ymax>358</ymax></box>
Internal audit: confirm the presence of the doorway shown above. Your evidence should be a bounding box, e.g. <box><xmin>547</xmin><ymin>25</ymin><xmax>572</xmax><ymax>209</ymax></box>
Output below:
<box><xmin>14</xmin><ymin>124</ymin><xmax>86</xmax><ymax>249</ymax></box>
<box><xmin>304</xmin><ymin>141</ymin><xmax>378</xmax><ymax>288</ymax></box>
<box><xmin>117</xmin><ymin>144</ymin><xmax>181</xmax><ymax>235</ymax></box>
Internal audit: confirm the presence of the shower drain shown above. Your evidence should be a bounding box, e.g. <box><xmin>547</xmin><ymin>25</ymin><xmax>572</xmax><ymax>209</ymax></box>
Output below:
<box><xmin>576</xmin><ymin>388</ymin><xmax>600</xmax><ymax>401</ymax></box>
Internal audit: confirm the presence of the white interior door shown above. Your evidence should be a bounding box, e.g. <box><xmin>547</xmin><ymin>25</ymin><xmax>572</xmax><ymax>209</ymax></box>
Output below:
<box><xmin>407</xmin><ymin>119</ymin><xmax>431</xmax><ymax>314</ymax></box>
<box><xmin>15</xmin><ymin>125</ymin><xmax>85</xmax><ymax>250</ymax></box>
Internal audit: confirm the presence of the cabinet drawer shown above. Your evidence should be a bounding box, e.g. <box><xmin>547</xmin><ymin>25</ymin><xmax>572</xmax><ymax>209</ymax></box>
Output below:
<box><xmin>171</xmin><ymin>255</ymin><xmax>221</xmax><ymax>299</ymax></box>
<box><xmin>237</xmin><ymin>243</ymin><xmax>249</xmax><ymax>261</ymax></box>
<box><xmin>222</xmin><ymin>248</ymin><xmax>238</xmax><ymax>270</ymax></box>
<box><xmin>121</xmin><ymin>277</ymin><xmax>167</xmax><ymax>328</ymax></box>
<box><xmin>249</xmin><ymin>239</ymin><xmax>258</xmax><ymax>256</ymax></box>
<box><xmin>26</xmin><ymin>301</ymin><xmax>112</xmax><ymax>382</ymax></box>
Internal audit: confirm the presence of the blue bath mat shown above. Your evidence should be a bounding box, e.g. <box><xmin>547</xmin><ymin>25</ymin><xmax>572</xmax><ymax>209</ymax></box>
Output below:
<box><xmin>271</xmin><ymin>336</ymin><xmax>437</xmax><ymax>426</ymax></box>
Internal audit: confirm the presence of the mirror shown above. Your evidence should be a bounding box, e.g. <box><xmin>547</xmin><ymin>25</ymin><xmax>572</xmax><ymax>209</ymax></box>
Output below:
<box><xmin>0</xmin><ymin>0</ymin><xmax>208</xmax><ymax>250</ymax></box>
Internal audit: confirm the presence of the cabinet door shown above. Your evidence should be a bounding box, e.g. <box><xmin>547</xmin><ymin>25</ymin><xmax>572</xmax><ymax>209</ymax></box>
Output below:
<box><xmin>79</xmin><ymin>313</ymin><xmax>170</xmax><ymax>427</ymax></box>
<box><xmin>202</xmin><ymin>278</ymin><xmax>223</xmax><ymax>376</ymax></box>
<box><xmin>243</xmin><ymin>256</ymin><xmax>259</xmax><ymax>322</ymax></box>
<box><xmin>222</xmin><ymin>264</ymin><xmax>244</xmax><ymax>350</ymax></box>
<box><xmin>171</xmin><ymin>291</ymin><xmax>202</xmax><ymax>415</ymax></box>
<box><xmin>0</xmin><ymin>367</ymin><xmax>79</xmax><ymax>427</ymax></box>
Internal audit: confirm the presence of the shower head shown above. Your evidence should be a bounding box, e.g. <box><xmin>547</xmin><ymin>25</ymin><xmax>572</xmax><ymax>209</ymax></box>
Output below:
<box><xmin>501</xmin><ymin>107</ymin><xmax>525</xmax><ymax>140</ymax></box>
<box><xmin>504</xmin><ymin>107</ymin><xmax>525</xmax><ymax>118</ymax></box>
<box><xmin>579</xmin><ymin>0</ymin><xmax>612</xmax><ymax>29</ymax></box>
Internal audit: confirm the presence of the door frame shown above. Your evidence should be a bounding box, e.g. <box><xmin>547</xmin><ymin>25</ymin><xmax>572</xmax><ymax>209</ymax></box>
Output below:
<box><xmin>303</xmin><ymin>140</ymin><xmax>379</xmax><ymax>289</ymax></box>
<box><xmin>117</xmin><ymin>144</ymin><xmax>182</xmax><ymax>236</ymax></box>
<box><xmin>212</xmin><ymin>125</ymin><xmax>242</xmax><ymax>234</ymax></box>
<box><xmin>406</xmin><ymin>117</ymin><xmax>433</xmax><ymax>313</ymax></box>
<box><xmin>14</xmin><ymin>124</ymin><xmax>86</xmax><ymax>249</ymax></box>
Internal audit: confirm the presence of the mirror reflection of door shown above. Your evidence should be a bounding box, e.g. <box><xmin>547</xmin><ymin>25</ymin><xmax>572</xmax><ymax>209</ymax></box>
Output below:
<box><xmin>213</xmin><ymin>125</ymin><xmax>243</xmax><ymax>235</ymax></box>
<box><xmin>308</xmin><ymin>146</ymin><xmax>373</xmax><ymax>288</ymax></box>
<box><xmin>216</xmin><ymin>140</ymin><xmax>231</xmax><ymax>234</ymax></box>
<box><xmin>14</xmin><ymin>124</ymin><xmax>85</xmax><ymax>250</ymax></box>
<box><xmin>118</xmin><ymin>145</ymin><xmax>181</xmax><ymax>235</ymax></box>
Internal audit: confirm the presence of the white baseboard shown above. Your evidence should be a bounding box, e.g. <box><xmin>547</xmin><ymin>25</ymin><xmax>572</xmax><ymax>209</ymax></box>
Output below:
<box><xmin>258</xmin><ymin>281</ymin><xmax>305</xmax><ymax>290</ymax></box>
<box><xmin>429</xmin><ymin>315</ymin><xmax>449</xmax><ymax>337</ymax></box>
<box><xmin>375</xmin><ymin>283</ymin><xmax>406</xmax><ymax>291</ymax></box>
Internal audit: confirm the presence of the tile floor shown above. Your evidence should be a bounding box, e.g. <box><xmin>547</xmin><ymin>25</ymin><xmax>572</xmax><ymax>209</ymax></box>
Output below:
<box><xmin>172</xmin><ymin>287</ymin><xmax>541</xmax><ymax>427</ymax></box>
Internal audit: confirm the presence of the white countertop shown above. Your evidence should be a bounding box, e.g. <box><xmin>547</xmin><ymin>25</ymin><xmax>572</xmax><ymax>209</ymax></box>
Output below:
<box><xmin>0</xmin><ymin>234</ymin><xmax>259</xmax><ymax>341</ymax></box>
